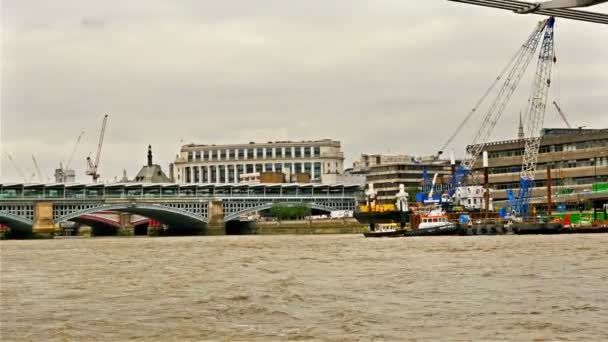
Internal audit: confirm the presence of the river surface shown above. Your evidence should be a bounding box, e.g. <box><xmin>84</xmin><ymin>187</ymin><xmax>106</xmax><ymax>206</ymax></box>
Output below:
<box><xmin>2</xmin><ymin>234</ymin><xmax>607</xmax><ymax>341</ymax></box>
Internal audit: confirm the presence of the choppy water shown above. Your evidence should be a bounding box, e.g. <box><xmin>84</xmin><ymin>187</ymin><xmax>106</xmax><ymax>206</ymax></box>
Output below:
<box><xmin>2</xmin><ymin>234</ymin><xmax>607</xmax><ymax>341</ymax></box>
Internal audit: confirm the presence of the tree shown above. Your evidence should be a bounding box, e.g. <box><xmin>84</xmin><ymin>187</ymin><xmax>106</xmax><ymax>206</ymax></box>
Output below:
<box><xmin>406</xmin><ymin>186</ymin><xmax>421</xmax><ymax>203</ymax></box>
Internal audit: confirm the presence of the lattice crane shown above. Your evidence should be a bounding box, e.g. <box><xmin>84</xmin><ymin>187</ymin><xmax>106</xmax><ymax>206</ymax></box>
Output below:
<box><xmin>552</xmin><ymin>101</ymin><xmax>572</xmax><ymax>128</ymax></box>
<box><xmin>440</xmin><ymin>19</ymin><xmax>548</xmax><ymax>195</ymax></box>
<box><xmin>515</xmin><ymin>17</ymin><xmax>557</xmax><ymax>217</ymax></box>
<box><xmin>86</xmin><ymin>115</ymin><xmax>108</xmax><ymax>183</ymax></box>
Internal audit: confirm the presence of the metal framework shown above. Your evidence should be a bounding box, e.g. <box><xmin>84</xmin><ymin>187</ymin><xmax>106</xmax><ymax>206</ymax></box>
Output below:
<box><xmin>462</xmin><ymin>19</ymin><xmax>547</xmax><ymax>173</ymax></box>
<box><xmin>517</xmin><ymin>17</ymin><xmax>557</xmax><ymax>215</ymax></box>
<box><xmin>448</xmin><ymin>0</ymin><xmax>608</xmax><ymax>24</ymax></box>
<box><xmin>0</xmin><ymin>183</ymin><xmax>359</xmax><ymax>226</ymax></box>
<box><xmin>0</xmin><ymin>182</ymin><xmax>361</xmax><ymax>201</ymax></box>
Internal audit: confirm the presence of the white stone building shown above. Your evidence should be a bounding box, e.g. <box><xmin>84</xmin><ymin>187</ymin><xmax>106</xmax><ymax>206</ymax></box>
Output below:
<box><xmin>174</xmin><ymin>139</ymin><xmax>344</xmax><ymax>184</ymax></box>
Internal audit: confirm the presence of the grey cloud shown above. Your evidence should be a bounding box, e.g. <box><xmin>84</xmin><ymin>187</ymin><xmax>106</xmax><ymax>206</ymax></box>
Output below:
<box><xmin>1</xmin><ymin>1</ymin><xmax>607</xmax><ymax>182</ymax></box>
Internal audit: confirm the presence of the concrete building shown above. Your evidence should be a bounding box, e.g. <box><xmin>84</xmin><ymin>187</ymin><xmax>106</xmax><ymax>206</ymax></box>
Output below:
<box><xmin>174</xmin><ymin>139</ymin><xmax>345</xmax><ymax>184</ymax></box>
<box><xmin>468</xmin><ymin>128</ymin><xmax>608</xmax><ymax>201</ymax></box>
<box><xmin>352</xmin><ymin>153</ymin><xmax>416</xmax><ymax>173</ymax></box>
<box><xmin>366</xmin><ymin>160</ymin><xmax>452</xmax><ymax>203</ymax></box>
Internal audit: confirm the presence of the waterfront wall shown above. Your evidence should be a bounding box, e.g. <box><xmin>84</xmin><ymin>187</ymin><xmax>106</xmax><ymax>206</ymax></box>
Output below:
<box><xmin>250</xmin><ymin>218</ymin><xmax>368</xmax><ymax>235</ymax></box>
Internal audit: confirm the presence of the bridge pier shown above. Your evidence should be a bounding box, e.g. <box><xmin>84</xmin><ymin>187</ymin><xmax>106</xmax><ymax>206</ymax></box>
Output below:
<box><xmin>118</xmin><ymin>213</ymin><xmax>135</xmax><ymax>236</ymax></box>
<box><xmin>206</xmin><ymin>201</ymin><xmax>226</xmax><ymax>235</ymax></box>
<box><xmin>33</xmin><ymin>202</ymin><xmax>58</xmax><ymax>236</ymax></box>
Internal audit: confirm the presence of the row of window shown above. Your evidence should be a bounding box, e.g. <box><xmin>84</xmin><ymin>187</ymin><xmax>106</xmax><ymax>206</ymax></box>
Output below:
<box><xmin>493</xmin><ymin>175</ymin><xmax>608</xmax><ymax>190</ymax></box>
<box><xmin>489</xmin><ymin>157</ymin><xmax>608</xmax><ymax>175</ymax></box>
<box><xmin>369</xmin><ymin>164</ymin><xmax>447</xmax><ymax>173</ymax></box>
<box><xmin>186</xmin><ymin>146</ymin><xmax>321</xmax><ymax>162</ymax></box>
<box><xmin>183</xmin><ymin>162</ymin><xmax>324</xmax><ymax>183</ymax></box>
<box><xmin>487</xmin><ymin>139</ymin><xmax>608</xmax><ymax>159</ymax></box>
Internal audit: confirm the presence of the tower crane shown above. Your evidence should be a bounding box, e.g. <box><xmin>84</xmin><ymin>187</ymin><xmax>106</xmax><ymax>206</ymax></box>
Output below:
<box><xmin>86</xmin><ymin>115</ymin><xmax>109</xmax><ymax>183</ymax></box>
<box><xmin>64</xmin><ymin>130</ymin><xmax>85</xmax><ymax>171</ymax></box>
<box><xmin>514</xmin><ymin>17</ymin><xmax>557</xmax><ymax>217</ymax></box>
<box><xmin>5</xmin><ymin>153</ymin><xmax>27</xmax><ymax>182</ymax></box>
<box><xmin>440</xmin><ymin>19</ymin><xmax>548</xmax><ymax>195</ymax></box>
<box><xmin>31</xmin><ymin>155</ymin><xmax>46</xmax><ymax>183</ymax></box>
<box><xmin>552</xmin><ymin>101</ymin><xmax>572</xmax><ymax>128</ymax></box>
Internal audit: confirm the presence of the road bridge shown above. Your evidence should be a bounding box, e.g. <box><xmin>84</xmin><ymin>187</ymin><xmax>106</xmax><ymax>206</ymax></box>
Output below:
<box><xmin>0</xmin><ymin>182</ymin><xmax>360</xmax><ymax>236</ymax></box>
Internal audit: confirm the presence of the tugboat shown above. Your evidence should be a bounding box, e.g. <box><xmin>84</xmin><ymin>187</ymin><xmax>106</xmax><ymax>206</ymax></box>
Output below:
<box><xmin>408</xmin><ymin>206</ymin><xmax>459</xmax><ymax>236</ymax></box>
<box><xmin>363</xmin><ymin>223</ymin><xmax>406</xmax><ymax>238</ymax></box>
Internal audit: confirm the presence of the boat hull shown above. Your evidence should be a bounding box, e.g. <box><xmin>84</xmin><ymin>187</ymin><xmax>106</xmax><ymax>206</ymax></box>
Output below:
<box><xmin>354</xmin><ymin>211</ymin><xmax>410</xmax><ymax>225</ymax></box>
<box><xmin>363</xmin><ymin>230</ymin><xmax>408</xmax><ymax>238</ymax></box>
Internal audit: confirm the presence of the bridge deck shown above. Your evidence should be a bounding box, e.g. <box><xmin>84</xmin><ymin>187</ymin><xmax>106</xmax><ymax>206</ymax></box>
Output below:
<box><xmin>0</xmin><ymin>183</ymin><xmax>361</xmax><ymax>201</ymax></box>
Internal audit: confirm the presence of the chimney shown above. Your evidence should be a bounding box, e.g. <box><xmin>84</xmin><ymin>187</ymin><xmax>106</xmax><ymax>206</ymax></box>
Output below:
<box><xmin>147</xmin><ymin>145</ymin><xmax>153</xmax><ymax>166</ymax></box>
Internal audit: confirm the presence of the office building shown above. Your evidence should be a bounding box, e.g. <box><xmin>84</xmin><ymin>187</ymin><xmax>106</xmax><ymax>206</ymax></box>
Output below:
<box><xmin>174</xmin><ymin>139</ymin><xmax>344</xmax><ymax>184</ymax></box>
<box><xmin>468</xmin><ymin>128</ymin><xmax>608</xmax><ymax>201</ymax></box>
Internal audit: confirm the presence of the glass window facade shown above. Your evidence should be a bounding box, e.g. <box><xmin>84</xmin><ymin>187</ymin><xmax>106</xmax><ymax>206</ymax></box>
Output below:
<box><xmin>265</xmin><ymin>163</ymin><xmax>273</xmax><ymax>172</ymax></box>
<box><xmin>195</xmin><ymin>151</ymin><xmax>201</xmax><ymax>161</ymax></box>
<box><xmin>237</xmin><ymin>164</ymin><xmax>244</xmax><ymax>180</ymax></box>
<box><xmin>219</xmin><ymin>165</ymin><xmax>226</xmax><ymax>183</ymax></box>
<box><xmin>229</xmin><ymin>149</ymin><xmax>235</xmax><ymax>160</ymax></box>
<box><xmin>255</xmin><ymin>164</ymin><xmax>263</xmax><ymax>173</ymax></box>
<box><xmin>228</xmin><ymin>165</ymin><xmax>235</xmax><ymax>183</ymax></box>
<box><xmin>210</xmin><ymin>166</ymin><xmax>216</xmax><ymax>183</ymax></box>
<box><xmin>276</xmin><ymin>148</ymin><xmax>283</xmax><ymax>158</ymax></box>
<box><xmin>238</xmin><ymin>149</ymin><xmax>245</xmax><ymax>159</ymax></box>
<box><xmin>266</xmin><ymin>147</ymin><xmax>273</xmax><ymax>158</ymax></box>
<box><xmin>295</xmin><ymin>163</ymin><xmax>302</xmax><ymax>173</ymax></box>
<box><xmin>221</xmin><ymin>150</ymin><xmax>227</xmax><ymax>160</ymax></box>
<box><xmin>304</xmin><ymin>147</ymin><xmax>311</xmax><ymax>158</ymax></box>
<box><xmin>295</xmin><ymin>147</ymin><xmax>302</xmax><ymax>158</ymax></box>
<box><xmin>304</xmin><ymin>162</ymin><xmax>311</xmax><ymax>175</ymax></box>
<box><xmin>286</xmin><ymin>147</ymin><xmax>292</xmax><ymax>158</ymax></box>
<box><xmin>313</xmin><ymin>146</ymin><xmax>320</xmax><ymax>158</ymax></box>
<box><xmin>256</xmin><ymin>148</ymin><xmax>263</xmax><ymax>159</ymax></box>
<box><xmin>314</xmin><ymin>162</ymin><xmax>322</xmax><ymax>177</ymax></box>
<box><xmin>275</xmin><ymin>163</ymin><xmax>282</xmax><ymax>172</ymax></box>
<box><xmin>188</xmin><ymin>152</ymin><xmax>193</xmax><ymax>162</ymax></box>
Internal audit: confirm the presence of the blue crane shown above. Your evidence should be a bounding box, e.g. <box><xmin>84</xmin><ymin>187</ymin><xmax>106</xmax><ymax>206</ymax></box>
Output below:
<box><xmin>514</xmin><ymin>17</ymin><xmax>557</xmax><ymax>217</ymax></box>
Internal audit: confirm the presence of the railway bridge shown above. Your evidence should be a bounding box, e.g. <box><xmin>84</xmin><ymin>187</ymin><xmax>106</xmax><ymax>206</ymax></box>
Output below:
<box><xmin>0</xmin><ymin>182</ymin><xmax>359</xmax><ymax>236</ymax></box>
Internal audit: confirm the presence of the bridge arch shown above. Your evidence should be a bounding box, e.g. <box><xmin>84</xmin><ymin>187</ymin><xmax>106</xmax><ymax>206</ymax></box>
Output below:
<box><xmin>224</xmin><ymin>202</ymin><xmax>338</xmax><ymax>222</ymax></box>
<box><xmin>55</xmin><ymin>203</ymin><xmax>208</xmax><ymax>227</ymax></box>
<box><xmin>0</xmin><ymin>212</ymin><xmax>34</xmax><ymax>233</ymax></box>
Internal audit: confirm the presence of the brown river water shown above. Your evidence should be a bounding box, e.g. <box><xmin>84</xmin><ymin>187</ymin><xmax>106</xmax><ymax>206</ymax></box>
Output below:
<box><xmin>1</xmin><ymin>234</ymin><xmax>607</xmax><ymax>341</ymax></box>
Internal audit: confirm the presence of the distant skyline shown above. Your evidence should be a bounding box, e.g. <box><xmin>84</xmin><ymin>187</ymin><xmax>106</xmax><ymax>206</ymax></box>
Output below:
<box><xmin>2</xmin><ymin>1</ymin><xmax>607</xmax><ymax>183</ymax></box>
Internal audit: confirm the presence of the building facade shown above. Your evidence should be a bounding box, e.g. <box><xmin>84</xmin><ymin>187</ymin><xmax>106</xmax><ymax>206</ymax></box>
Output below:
<box><xmin>174</xmin><ymin>139</ymin><xmax>344</xmax><ymax>184</ymax></box>
<box><xmin>352</xmin><ymin>153</ymin><xmax>416</xmax><ymax>173</ymax></box>
<box><xmin>366</xmin><ymin>161</ymin><xmax>451</xmax><ymax>203</ymax></box>
<box><xmin>468</xmin><ymin>128</ymin><xmax>608</xmax><ymax>201</ymax></box>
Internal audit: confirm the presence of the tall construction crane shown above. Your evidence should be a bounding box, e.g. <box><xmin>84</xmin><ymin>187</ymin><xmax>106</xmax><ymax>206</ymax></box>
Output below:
<box><xmin>515</xmin><ymin>16</ymin><xmax>557</xmax><ymax>217</ymax></box>
<box><xmin>64</xmin><ymin>130</ymin><xmax>85</xmax><ymax>171</ymax></box>
<box><xmin>5</xmin><ymin>153</ymin><xmax>27</xmax><ymax>182</ymax></box>
<box><xmin>86</xmin><ymin>115</ymin><xmax>109</xmax><ymax>183</ymax></box>
<box><xmin>31</xmin><ymin>155</ymin><xmax>46</xmax><ymax>183</ymax></box>
<box><xmin>439</xmin><ymin>19</ymin><xmax>548</xmax><ymax>195</ymax></box>
<box><xmin>552</xmin><ymin>101</ymin><xmax>573</xmax><ymax>128</ymax></box>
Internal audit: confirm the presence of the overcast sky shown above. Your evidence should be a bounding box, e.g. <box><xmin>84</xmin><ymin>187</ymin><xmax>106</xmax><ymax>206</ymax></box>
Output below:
<box><xmin>1</xmin><ymin>1</ymin><xmax>607</xmax><ymax>183</ymax></box>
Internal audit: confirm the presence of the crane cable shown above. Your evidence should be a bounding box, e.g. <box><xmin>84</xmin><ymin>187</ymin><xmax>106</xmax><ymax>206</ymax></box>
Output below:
<box><xmin>437</xmin><ymin>42</ymin><xmax>526</xmax><ymax>157</ymax></box>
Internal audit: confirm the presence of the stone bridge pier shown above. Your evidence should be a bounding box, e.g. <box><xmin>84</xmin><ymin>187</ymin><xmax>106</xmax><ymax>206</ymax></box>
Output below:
<box><xmin>33</xmin><ymin>202</ymin><xmax>56</xmax><ymax>235</ymax></box>
<box><xmin>118</xmin><ymin>213</ymin><xmax>135</xmax><ymax>236</ymax></box>
<box><xmin>206</xmin><ymin>201</ymin><xmax>225</xmax><ymax>235</ymax></box>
